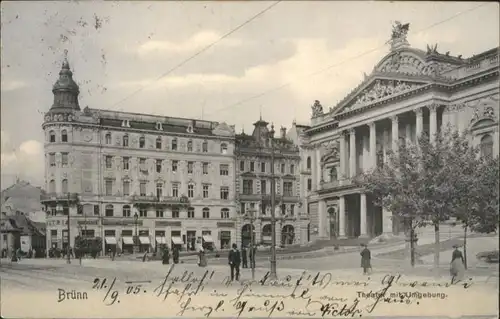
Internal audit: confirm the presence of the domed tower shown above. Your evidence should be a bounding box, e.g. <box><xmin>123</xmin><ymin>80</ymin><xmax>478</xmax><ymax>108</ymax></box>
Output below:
<box><xmin>50</xmin><ymin>54</ymin><xmax>80</xmax><ymax>112</ymax></box>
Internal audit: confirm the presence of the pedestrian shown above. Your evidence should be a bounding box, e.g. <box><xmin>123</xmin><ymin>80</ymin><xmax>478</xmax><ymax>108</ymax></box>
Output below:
<box><xmin>162</xmin><ymin>246</ymin><xmax>170</xmax><ymax>265</ymax></box>
<box><xmin>249</xmin><ymin>244</ymin><xmax>256</xmax><ymax>269</ymax></box>
<box><xmin>450</xmin><ymin>244</ymin><xmax>465</xmax><ymax>282</ymax></box>
<box><xmin>198</xmin><ymin>247</ymin><xmax>207</xmax><ymax>267</ymax></box>
<box><xmin>360</xmin><ymin>244</ymin><xmax>372</xmax><ymax>275</ymax></box>
<box><xmin>173</xmin><ymin>246</ymin><xmax>179</xmax><ymax>264</ymax></box>
<box><xmin>241</xmin><ymin>246</ymin><xmax>248</xmax><ymax>268</ymax></box>
<box><xmin>228</xmin><ymin>243</ymin><xmax>241</xmax><ymax>281</ymax></box>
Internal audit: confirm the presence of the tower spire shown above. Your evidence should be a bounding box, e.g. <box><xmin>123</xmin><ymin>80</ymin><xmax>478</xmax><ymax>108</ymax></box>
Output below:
<box><xmin>50</xmin><ymin>51</ymin><xmax>80</xmax><ymax>111</ymax></box>
<box><xmin>259</xmin><ymin>105</ymin><xmax>262</xmax><ymax>121</ymax></box>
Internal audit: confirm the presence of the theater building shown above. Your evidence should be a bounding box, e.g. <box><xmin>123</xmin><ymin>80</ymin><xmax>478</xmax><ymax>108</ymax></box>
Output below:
<box><xmin>41</xmin><ymin>58</ymin><xmax>237</xmax><ymax>254</ymax></box>
<box><xmin>234</xmin><ymin>118</ymin><xmax>308</xmax><ymax>247</ymax></box>
<box><xmin>301</xmin><ymin>23</ymin><xmax>499</xmax><ymax>241</ymax></box>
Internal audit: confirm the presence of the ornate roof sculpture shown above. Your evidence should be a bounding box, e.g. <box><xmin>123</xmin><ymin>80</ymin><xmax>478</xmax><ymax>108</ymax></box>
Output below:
<box><xmin>311</xmin><ymin>100</ymin><xmax>324</xmax><ymax>118</ymax></box>
<box><xmin>50</xmin><ymin>50</ymin><xmax>80</xmax><ymax>112</ymax></box>
<box><xmin>388</xmin><ymin>21</ymin><xmax>410</xmax><ymax>51</ymax></box>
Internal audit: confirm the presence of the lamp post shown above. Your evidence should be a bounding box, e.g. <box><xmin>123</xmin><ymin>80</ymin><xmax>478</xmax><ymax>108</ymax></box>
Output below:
<box><xmin>134</xmin><ymin>212</ymin><xmax>139</xmax><ymax>253</ymax></box>
<box><xmin>246</xmin><ymin>209</ymin><xmax>257</xmax><ymax>280</ymax></box>
<box><xmin>66</xmin><ymin>193</ymin><xmax>71</xmax><ymax>264</ymax></box>
<box><xmin>269</xmin><ymin>124</ymin><xmax>277</xmax><ymax>280</ymax></box>
<box><xmin>77</xmin><ymin>224</ymin><xmax>82</xmax><ymax>265</ymax></box>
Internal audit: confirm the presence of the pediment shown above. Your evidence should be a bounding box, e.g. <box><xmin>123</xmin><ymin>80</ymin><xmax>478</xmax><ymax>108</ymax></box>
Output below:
<box><xmin>375</xmin><ymin>48</ymin><xmax>430</xmax><ymax>75</ymax></box>
<box><xmin>240</xmin><ymin>171</ymin><xmax>257</xmax><ymax>178</ymax></box>
<box><xmin>212</xmin><ymin>122</ymin><xmax>235</xmax><ymax>137</ymax></box>
<box><xmin>282</xmin><ymin>174</ymin><xmax>296</xmax><ymax>180</ymax></box>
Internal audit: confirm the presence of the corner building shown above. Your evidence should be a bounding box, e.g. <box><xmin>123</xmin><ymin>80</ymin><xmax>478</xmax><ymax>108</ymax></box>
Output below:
<box><xmin>234</xmin><ymin>119</ymin><xmax>308</xmax><ymax>247</ymax></box>
<box><xmin>42</xmin><ymin>59</ymin><xmax>237</xmax><ymax>254</ymax></box>
<box><xmin>301</xmin><ymin>25</ymin><xmax>499</xmax><ymax>241</ymax></box>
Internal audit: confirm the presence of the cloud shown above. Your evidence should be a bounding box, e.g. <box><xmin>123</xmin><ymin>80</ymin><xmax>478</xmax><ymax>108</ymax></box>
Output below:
<box><xmin>137</xmin><ymin>30</ymin><xmax>243</xmax><ymax>55</ymax></box>
<box><xmin>1</xmin><ymin>80</ymin><xmax>28</xmax><ymax>91</ymax></box>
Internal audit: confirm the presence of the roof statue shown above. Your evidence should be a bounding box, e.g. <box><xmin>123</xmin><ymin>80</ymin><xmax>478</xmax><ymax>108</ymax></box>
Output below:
<box><xmin>311</xmin><ymin>100</ymin><xmax>324</xmax><ymax>118</ymax></box>
<box><xmin>426</xmin><ymin>43</ymin><xmax>439</xmax><ymax>55</ymax></box>
<box><xmin>389</xmin><ymin>21</ymin><xmax>410</xmax><ymax>51</ymax></box>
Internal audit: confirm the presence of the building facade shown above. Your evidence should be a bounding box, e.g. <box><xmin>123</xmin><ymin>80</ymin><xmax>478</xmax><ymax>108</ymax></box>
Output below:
<box><xmin>234</xmin><ymin>119</ymin><xmax>308</xmax><ymax>247</ymax></box>
<box><xmin>301</xmin><ymin>23</ymin><xmax>499</xmax><ymax>241</ymax></box>
<box><xmin>41</xmin><ymin>58</ymin><xmax>237</xmax><ymax>254</ymax></box>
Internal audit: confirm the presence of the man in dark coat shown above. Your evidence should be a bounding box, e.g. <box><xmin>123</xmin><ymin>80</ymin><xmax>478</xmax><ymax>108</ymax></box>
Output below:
<box><xmin>228</xmin><ymin>243</ymin><xmax>241</xmax><ymax>281</ymax></box>
<box><xmin>173</xmin><ymin>246</ymin><xmax>180</xmax><ymax>264</ymax></box>
<box><xmin>241</xmin><ymin>246</ymin><xmax>248</xmax><ymax>268</ymax></box>
<box><xmin>249</xmin><ymin>245</ymin><xmax>256</xmax><ymax>269</ymax></box>
<box><xmin>360</xmin><ymin>244</ymin><xmax>372</xmax><ymax>275</ymax></box>
<box><xmin>162</xmin><ymin>246</ymin><xmax>170</xmax><ymax>265</ymax></box>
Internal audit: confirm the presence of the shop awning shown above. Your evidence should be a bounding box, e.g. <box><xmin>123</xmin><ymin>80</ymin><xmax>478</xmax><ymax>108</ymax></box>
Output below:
<box><xmin>202</xmin><ymin>235</ymin><xmax>214</xmax><ymax>243</ymax></box>
<box><xmin>122</xmin><ymin>237</ymin><xmax>134</xmax><ymax>245</ymax></box>
<box><xmin>156</xmin><ymin>237</ymin><xmax>167</xmax><ymax>244</ymax></box>
<box><xmin>171</xmin><ymin>236</ymin><xmax>183</xmax><ymax>245</ymax></box>
<box><xmin>139</xmin><ymin>236</ymin><xmax>150</xmax><ymax>245</ymax></box>
<box><xmin>105</xmin><ymin>237</ymin><xmax>117</xmax><ymax>245</ymax></box>
<box><xmin>262</xmin><ymin>236</ymin><xmax>272</xmax><ymax>241</ymax></box>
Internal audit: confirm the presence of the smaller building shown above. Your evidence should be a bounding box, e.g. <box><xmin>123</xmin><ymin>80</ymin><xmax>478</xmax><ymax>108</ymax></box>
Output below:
<box><xmin>0</xmin><ymin>211</ymin><xmax>46</xmax><ymax>257</ymax></box>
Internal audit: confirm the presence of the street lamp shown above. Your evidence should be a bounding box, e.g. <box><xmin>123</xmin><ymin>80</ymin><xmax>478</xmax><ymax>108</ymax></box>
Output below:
<box><xmin>269</xmin><ymin>124</ymin><xmax>277</xmax><ymax>280</ymax></box>
<box><xmin>246</xmin><ymin>209</ymin><xmax>257</xmax><ymax>280</ymax></box>
<box><xmin>134</xmin><ymin>212</ymin><xmax>139</xmax><ymax>253</ymax></box>
<box><xmin>66</xmin><ymin>193</ymin><xmax>71</xmax><ymax>264</ymax></box>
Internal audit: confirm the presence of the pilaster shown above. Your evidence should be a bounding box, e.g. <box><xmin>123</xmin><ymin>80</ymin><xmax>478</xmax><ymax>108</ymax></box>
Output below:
<box><xmin>415</xmin><ymin>107</ymin><xmax>424</xmax><ymax>139</ymax></box>
<box><xmin>349</xmin><ymin>128</ymin><xmax>356</xmax><ymax>178</ymax></box>
<box><xmin>359</xmin><ymin>193</ymin><xmax>367</xmax><ymax>237</ymax></box>
<box><xmin>369</xmin><ymin>122</ymin><xmax>377</xmax><ymax>170</ymax></box>
<box><xmin>338</xmin><ymin>196</ymin><xmax>346</xmax><ymax>238</ymax></box>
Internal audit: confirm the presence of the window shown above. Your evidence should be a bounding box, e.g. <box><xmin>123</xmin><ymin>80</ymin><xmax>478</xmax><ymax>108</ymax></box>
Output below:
<box><xmin>120</xmin><ymin>135</ymin><xmax>128</xmax><ymax>147</ymax></box>
<box><xmin>307</xmin><ymin>178</ymin><xmax>312</xmax><ymax>191</ymax></box>
<box><xmin>49</xmin><ymin>153</ymin><xmax>56</xmax><ymax>167</ymax></box>
<box><xmin>329</xmin><ymin>167</ymin><xmax>338</xmax><ymax>181</ymax></box>
<box><xmin>188</xmin><ymin>184</ymin><xmax>194</xmax><ymax>198</ymax></box>
<box><xmin>61</xmin><ymin>153</ymin><xmax>69</xmax><ymax>167</ymax></box>
<box><xmin>139</xmin><ymin>158</ymin><xmax>146</xmax><ymax>171</ymax></box>
<box><xmin>172</xmin><ymin>160</ymin><xmax>178</xmax><ymax>172</ymax></box>
<box><xmin>290</xmin><ymin>204</ymin><xmax>295</xmax><ymax>216</ymax></box>
<box><xmin>139</xmin><ymin>209</ymin><xmax>147</xmax><ymax>217</ymax></box>
<box><xmin>261</xmin><ymin>162</ymin><xmax>266</xmax><ymax>173</ymax></box>
<box><xmin>480</xmin><ymin>134</ymin><xmax>494</xmax><ymax>158</ymax></box>
<box><xmin>156</xmin><ymin>183</ymin><xmax>163</xmax><ymax>198</ymax></box>
<box><xmin>187</xmin><ymin>161</ymin><xmax>194</xmax><ymax>174</ymax></box>
<box><xmin>202</xmin><ymin>162</ymin><xmax>209</xmax><ymax>175</ymax></box>
<box><xmin>172</xmin><ymin>184</ymin><xmax>179</xmax><ymax>197</ymax></box>
<box><xmin>203</xmin><ymin>184</ymin><xmax>209</xmax><ymax>198</ymax></box>
<box><xmin>221</xmin><ymin>208</ymin><xmax>230</xmax><ymax>219</ymax></box>
<box><xmin>261</xmin><ymin>180</ymin><xmax>267</xmax><ymax>194</ymax></box>
<box><xmin>250</xmin><ymin>162</ymin><xmax>255</xmax><ymax>172</ymax></box>
<box><xmin>123</xmin><ymin>205</ymin><xmax>131</xmax><ymax>217</ymax></box>
<box><xmin>187</xmin><ymin>207</ymin><xmax>195</xmax><ymax>218</ymax></box>
<box><xmin>240</xmin><ymin>161</ymin><xmax>245</xmax><ymax>171</ymax></box>
<box><xmin>105</xmin><ymin>204</ymin><xmax>114</xmax><ymax>217</ymax></box>
<box><xmin>123</xmin><ymin>157</ymin><xmax>130</xmax><ymax>170</ymax></box>
<box><xmin>171</xmin><ymin>138</ymin><xmax>177</xmax><ymax>151</ymax></box>
<box><xmin>62</xmin><ymin>204</ymin><xmax>69</xmax><ymax>215</ymax></box>
<box><xmin>240</xmin><ymin>203</ymin><xmax>245</xmax><ymax>215</ymax></box>
<box><xmin>307</xmin><ymin>157</ymin><xmax>311</xmax><ymax>169</ymax></box>
<box><xmin>139</xmin><ymin>136</ymin><xmax>145</xmax><ymax>148</ymax></box>
<box><xmin>172</xmin><ymin>209</ymin><xmax>179</xmax><ymax>218</ymax></box>
<box><xmin>139</xmin><ymin>182</ymin><xmax>146</xmax><ymax>196</ymax></box>
<box><xmin>290</xmin><ymin>164</ymin><xmax>295</xmax><ymax>174</ymax></box>
<box><xmin>156</xmin><ymin>210</ymin><xmax>164</xmax><ymax>218</ymax></box>
<box><xmin>105</xmin><ymin>133</ymin><xmax>111</xmax><ymax>144</ymax></box>
<box><xmin>221</xmin><ymin>143</ymin><xmax>228</xmax><ymax>154</ymax></box>
<box><xmin>61</xmin><ymin>130</ymin><xmax>68</xmax><ymax>142</ymax></box>
<box><xmin>187</xmin><ymin>140</ymin><xmax>193</xmax><ymax>152</ymax></box>
<box><xmin>202</xmin><ymin>207</ymin><xmax>210</xmax><ymax>219</ymax></box>
<box><xmin>202</xmin><ymin>141</ymin><xmax>208</xmax><ymax>152</ymax></box>
<box><xmin>156</xmin><ymin>159</ymin><xmax>162</xmax><ymax>173</ymax></box>
<box><xmin>49</xmin><ymin>180</ymin><xmax>56</xmax><ymax>193</ymax></box>
<box><xmin>105</xmin><ymin>156</ymin><xmax>113</xmax><ymax>169</ymax></box>
<box><xmin>243</xmin><ymin>180</ymin><xmax>253</xmax><ymax>194</ymax></box>
<box><xmin>283</xmin><ymin>181</ymin><xmax>293</xmax><ymax>196</ymax></box>
<box><xmin>281</xmin><ymin>163</ymin><xmax>285</xmax><ymax>174</ymax></box>
<box><xmin>105</xmin><ymin>180</ymin><xmax>113</xmax><ymax>196</ymax></box>
<box><xmin>156</xmin><ymin>137</ymin><xmax>162</xmax><ymax>149</ymax></box>
<box><xmin>49</xmin><ymin>131</ymin><xmax>56</xmax><ymax>143</ymax></box>
<box><xmin>220</xmin><ymin>186</ymin><xmax>229</xmax><ymax>200</ymax></box>
<box><xmin>94</xmin><ymin>205</ymin><xmax>99</xmax><ymax>216</ymax></box>
<box><xmin>220</xmin><ymin>164</ymin><xmax>229</xmax><ymax>176</ymax></box>
<box><xmin>61</xmin><ymin>179</ymin><xmax>68</xmax><ymax>193</ymax></box>
<box><xmin>156</xmin><ymin>122</ymin><xmax>163</xmax><ymax>130</ymax></box>
<box><xmin>123</xmin><ymin>181</ymin><xmax>130</xmax><ymax>196</ymax></box>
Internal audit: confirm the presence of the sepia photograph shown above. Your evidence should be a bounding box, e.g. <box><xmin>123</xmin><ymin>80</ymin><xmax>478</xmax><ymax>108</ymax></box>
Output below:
<box><xmin>1</xmin><ymin>1</ymin><xmax>499</xmax><ymax>318</ymax></box>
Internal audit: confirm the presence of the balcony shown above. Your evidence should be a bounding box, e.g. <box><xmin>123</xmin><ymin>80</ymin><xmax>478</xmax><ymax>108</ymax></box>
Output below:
<box><xmin>131</xmin><ymin>195</ymin><xmax>190</xmax><ymax>208</ymax></box>
<box><xmin>282</xmin><ymin>195</ymin><xmax>300</xmax><ymax>203</ymax></box>
<box><xmin>41</xmin><ymin>192</ymin><xmax>79</xmax><ymax>204</ymax></box>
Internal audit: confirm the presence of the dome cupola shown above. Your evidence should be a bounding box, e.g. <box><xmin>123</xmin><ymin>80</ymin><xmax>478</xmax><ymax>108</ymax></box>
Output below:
<box><xmin>50</xmin><ymin>51</ymin><xmax>80</xmax><ymax>111</ymax></box>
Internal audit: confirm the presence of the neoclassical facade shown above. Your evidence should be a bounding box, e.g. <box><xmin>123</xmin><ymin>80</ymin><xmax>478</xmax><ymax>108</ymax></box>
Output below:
<box><xmin>300</xmin><ymin>24</ymin><xmax>499</xmax><ymax>241</ymax></box>
<box><xmin>234</xmin><ymin>119</ymin><xmax>308</xmax><ymax>247</ymax></box>
<box><xmin>42</xmin><ymin>58</ymin><xmax>237</xmax><ymax>253</ymax></box>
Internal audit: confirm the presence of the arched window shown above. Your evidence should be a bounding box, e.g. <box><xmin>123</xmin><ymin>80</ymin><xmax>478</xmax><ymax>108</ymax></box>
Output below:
<box><xmin>105</xmin><ymin>204</ymin><xmax>114</xmax><ymax>217</ymax></box>
<box><xmin>306</xmin><ymin>156</ymin><xmax>311</xmax><ymax>169</ymax></box>
<box><xmin>171</xmin><ymin>138</ymin><xmax>178</xmax><ymax>150</ymax></box>
<box><xmin>156</xmin><ymin>137</ymin><xmax>162</xmax><ymax>149</ymax></box>
<box><xmin>139</xmin><ymin>136</ymin><xmax>145</xmax><ymax>148</ymax></box>
<box><xmin>105</xmin><ymin>133</ymin><xmax>111</xmax><ymax>144</ymax></box>
<box><xmin>49</xmin><ymin>131</ymin><xmax>56</xmax><ymax>143</ymax></box>
<box><xmin>221</xmin><ymin>143</ymin><xmax>228</xmax><ymax>154</ymax></box>
<box><xmin>202</xmin><ymin>207</ymin><xmax>210</xmax><ymax>219</ymax></box>
<box><xmin>61</xmin><ymin>179</ymin><xmax>68</xmax><ymax>193</ymax></box>
<box><xmin>202</xmin><ymin>141</ymin><xmax>208</xmax><ymax>152</ymax></box>
<box><xmin>49</xmin><ymin>179</ymin><xmax>56</xmax><ymax>193</ymax></box>
<box><xmin>188</xmin><ymin>207</ymin><xmax>195</xmax><ymax>218</ymax></box>
<box><xmin>187</xmin><ymin>140</ymin><xmax>193</xmax><ymax>152</ymax></box>
<box><xmin>329</xmin><ymin>167</ymin><xmax>338</xmax><ymax>181</ymax></box>
<box><xmin>123</xmin><ymin>135</ymin><xmax>129</xmax><ymax>147</ymax></box>
<box><xmin>220</xmin><ymin>208</ymin><xmax>230</xmax><ymax>219</ymax></box>
<box><xmin>122</xmin><ymin>205</ymin><xmax>131</xmax><ymax>217</ymax></box>
<box><xmin>61</xmin><ymin>130</ymin><xmax>68</xmax><ymax>142</ymax></box>
<box><xmin>480</xmin><ymin>134</ymin><xmax>494</xmax><ymax>158</ymax></box>
<box><xmin>188</xmin><ymin>183</ymin><xmax>194</xmax><ymax>198</ymax></box>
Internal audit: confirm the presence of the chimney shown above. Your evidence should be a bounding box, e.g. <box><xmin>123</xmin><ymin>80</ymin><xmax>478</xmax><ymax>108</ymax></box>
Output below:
<box><xmin>280</xmin><ymin>126</ymin><xmax>286</xmax><ymax>138</ymax></box>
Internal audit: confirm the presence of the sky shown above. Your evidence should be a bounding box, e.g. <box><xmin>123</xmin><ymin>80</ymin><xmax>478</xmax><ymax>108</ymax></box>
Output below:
<box><xmin>1</xmin><ymin>1</ymin><xmax>499</xmax><ymax>189</ymax></box>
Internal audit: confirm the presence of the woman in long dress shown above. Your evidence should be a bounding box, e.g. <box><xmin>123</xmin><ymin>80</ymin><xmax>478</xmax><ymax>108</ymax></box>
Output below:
<box><xmin>198</xmin><ymin>247</ymin><xmax>207</xmax><ymax>267</ymax></box>
<box><xmin>360</xmin><ymin>244</ymin><xmax>372</xmax><ymax>275</ymax></box>
<box><xmin>450</xmin><ymin>245</ymin><xmax>465</xmax><ymax>282</ymax></box>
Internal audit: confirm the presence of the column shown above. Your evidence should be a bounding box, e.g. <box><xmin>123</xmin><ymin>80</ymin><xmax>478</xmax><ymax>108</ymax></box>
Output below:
<box><xmin>318</xmin><ymin>200</ymin><xmax>327</xmax><ymax>238</ymax></box>
<box><xmin>316</xmin><ymin>148</ymin><xmax>322</xmax><ymax>189</ymax></box>
<box><xmin>383</xmin><ymin>128</ymin><xmax>389</xmax><ymax>162</ymax></box>
<box><xmin>359</xmin><ymin>193</ymin><xmax>367</xmax><ymax>237</ymax></box>
<box><xmin>429</xmin><ymin>104</ymin><xmax>438</xmax><ymax>143</ymax></box>
<box><xmin>339</xmin><ymin>132</ymin><xmax>347</xmax><ymax>179</ymax></box>
<box><xmin>369</xmin><ymin>122</ymin><xmax>377</xmax><ymax>169</ymax></box>
<box><xmin>349</xmin><ymin>128</ymin><xmax>356</xmax><ymax>178</ymax></box>
<box><xmin>405</xmin><ymin>122</ymin><xmax>412</xmax><ymax>145</ymax></box>
<box><xmin>382</xmin><ymin>207</ymin><xmax>393</xmax><ymax>234</ymax></box>
<box><xmin>338</xmin><ymin>196</ymin><xmax>346</xmax><ymax>238</ymax></box>
<box><xmin>415</xmin><ymin>108</ymin><xmax>423</xmax><ymax>138</ymax></box>
<box><xmin>362</xmin><ymin>134</ymin><xmax>369</xmax><ymax>172</ymax></box>
<box><xmin>391</xmin><ymin>115</ymin><xmax>399</xmax><ymax>153</ymax></box>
